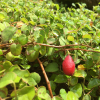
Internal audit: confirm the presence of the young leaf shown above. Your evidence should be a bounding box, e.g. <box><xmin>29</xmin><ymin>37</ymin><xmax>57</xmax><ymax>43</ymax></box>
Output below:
<box><xmin>82</xmin><ymin>34</ymin><xmax>91</xmax><ymax>39</ymax></box>
<box><xmin>67</xmin><ymin>35</ymin><xmax>74</xmax><ymax>41</ymax></box>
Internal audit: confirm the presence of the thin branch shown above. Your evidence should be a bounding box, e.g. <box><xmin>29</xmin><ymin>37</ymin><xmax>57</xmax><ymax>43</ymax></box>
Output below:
<box><xmin>55</xmin><ymin>48</ymin><xmax>100</xmax><ymax>53</ymax></box>
<box><xmin>1</xmin><ymin>43</ymin><xmax>100</xmax><ymax>56</ymax></box>
<box><xmin>0</xmin><ymin>42</ymin><xmax>93</xmax><ymax>49</ymax></box>
<box><xmin>28</xmin><ymin>42</ymin><xmax>93</xmax><ymax>49</ymax></box>
<box><xmin>87</xmin><ymin>88</ymin><xmax>94</xmax><ymax>95</ymax></box>
<box><xmin>37</xmin><ymin>58</ymin><xmax>53</xmax><ymax>98</ymax></box>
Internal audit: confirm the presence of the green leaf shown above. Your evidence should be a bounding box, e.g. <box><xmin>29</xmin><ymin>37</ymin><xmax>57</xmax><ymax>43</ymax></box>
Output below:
<box><xmin>60</xmin><ymin>89</ymin><xmax>67</xmax><ymax>100</ymax></box>
<box><xmin>70</xmin><ymin>83</ymin><xmax>82</xmax><ymax>98</ymax></box>
<box><xmin>52</xmin><ymin>96</ymin><xmax>63</xmax><ymax>100</ymax></box>
<box><xmin>54</xmin><ymin>74</ymin><xmax>68</xmax><ymax>83</ymax></box>
<box><xmin>39</xmin><ymin>18</ymin><xmax>45</xmax><ymax>24</ymax></box>
<box><xmin>55</xmin><ymin>4</ymin><xmax>59</xmax><ymax>10</ymax></box>
<box><xmin>85</xmin><ymin>58</ymin><xmax>93</xmax><ymax>69</ymax></box>
<box><xmin>0</xmin><ymin>49</ymin><xmax>3</xmax><ymax>61</ymax></box>
<box><xmin>3</xmin><ymin>22</ymin><xmax>10</xmax><ymax>27</ymax></box>
<box><xmin>63</xmin><ymin>28</ymin><xmax>68</xmax><ymax>35</ymax></box>
<box><xmin>82</xmin><ymin>34</ymin><xmax>91</xmax><ymax>39</ymax></box>
<box><xmin>74</xmin><ymin>70</ymin><xmax>87</xmax><ymax>78</ymax></box>
<box><xmin>1</xmin><ymin>26</ymin><xmax>17</xmax><ymax>43</ymax></box>
<box><xmin>20</xmin><ymin>65</ymin><xmax>31</xmax><ymax>69</ymax></box>
<box><xmin>34</xmin><ymin>96</ymin><xmax>42</xmax><ymax>100</ymax></box>
<box><xmin>18</xmin><ymin>81</ymin><xmax>27</xmax><ymax>89</ymax></box>
<box><xmin>0</xmin><ymin>13</ymin><xmax>5</xmax><ymax>21</ymax></box>
<box><xmin>88</xmin><ymin>78</ymin><xmax>100</xmax><ymax>89</ymax></box>
<box><xmin>59</xmin><ymin>36</ymin><xmax>66</xmax><ymax>46</ymax></box>
<box><xmin>3</xmin><ymin>61</ymin><xmax>12</xmax><ymax>71</ymax></box>
<box><xmin>27</xmin><ymin>77</ymin><xmax>37</xmax><ymax>86</ymax></box>
<box><xmin>0</xmin><ymin>87</ymin><xmax>8</xmax><ymax>98</ymax></box>
<box><xmin>18</xmin><ymin>34</ymin><xmax>28</xmax><ymax>45</ymax></box>
<box><xmin>45</xmin><ymin>62</ymin><xmax>59</xmax><ymax>72</ymax></box>
<box><xmin>30</xmin><ymin>72</ymin><xmax>41</xmax><ymax>84</ymax></box>
<box><xmin>47</xmin><ymin>47</ymin><xmax>55</xmax><ymax>56</ymax></box>
<box><xmin>37</xmin><ymin>86</ymin><xmax>51</xmax><ymax>100</ymax></box>
<box><xmin>25</xmin><ymin>45</ymin><xmax>39</xmax><ymax>62</ymax></box>
<box><xmin>66</xmin><ymin>91</ymin><xmax>78</xmax><ymax>100</ymax></box>
<box><xmin>50</xmin><ymin>81</ymin><xmax>56</xmax><ymax>91</ymax></box>
<box><xmin>83</xmin><ymin>94</ymin><xmax>91</xmax><ymax>100</ymax></box>
<box><xmin>11</xmin><ymin>86</ymin><xmax>35</xmax><ymax>100</ymax></box>
<box><xmin>21</xmin><ymin>24</ymin><xmax>28</xmax><ymax>33</ymax></box>
<box><xmin>21</xmin><ymin>18</ymin><xmax>28</xmax><ymax>24</ymax></box>
<box><xmin>67</xmin><ymin>35</ymin><xmax>74</xmax><ymax>41</ymax></box>
<box><xmin>6</xmin><ymin>52</ymin><xmax>15</xmax><ymax>61</ymax></box>
<box><xmin>57</xmin><ymin>23</ymin><xmax>63</xmax><ymax>29</ymax></box>
<box><xmin>13</xmin><ymin>68</ymin><xmax>29</xmax><ymax>78</ymax></box>
<box><xmin>39</xmin><ymin>46</ymin><xmax>46</xmax><ymax>55</ymax></box>
<box><xmin>10</xmin><ymin>43</ymin><xmax>22</xmax><ymax>56</ymax></box>
<box><xmin>37</xmin><ymin>30</ymin><xmax>45</xmax><ymax>43</ymax></box>
<box><xmin>9</xmin><ymin>65</ymin><xmax>20</xmax><ymax>72</ymax></box>
<box><xmin>13</xmin><ymin>68</ymin><xmax>37</xmax><ymax>85</ymax></box>
<box><xmin>69</xmin><ymin>76</ymin><xmax>78</xmax><ymax>86</ymax></box>
<box><xmin>47</xmin><ymin>38</ymin><xmax>56</xmax><ymax>44</ymax></box>
<box><xmin>92</xmin><ymin>52</ymin><xmax>100</xmax><ymax>61</ymax></box>
<box><xmin>96</xmin><ymin>7</ymin><xmax>100</xmax><ymax>14</ymax></box>
<box><xmin>0</xmin><ymin>72</ymin><xmax>17</xmax><ymax>88</ymax></box>
<box><xmin>0</xmin><ymin>23</ymin><xmax>5</xmax><ymax>31</ymax></box>
<box><xmin>34</xmin><ymin>45</ymin><xmax>41</xmax><ymax>51</ymax></box>
<box><xmin>50</xmin><ymin>15</ymin><xmax>54</xmax><ymax>24</ymax></box>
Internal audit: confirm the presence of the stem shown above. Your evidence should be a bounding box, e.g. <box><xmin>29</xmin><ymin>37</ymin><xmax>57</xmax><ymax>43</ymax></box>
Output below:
<box><xmin>37</xmin><ymin>58</ymin><xmax>53</xmax><ymax>98</ymax></box>
<box><xmin>13</xmin><ymin>82</ymin><xmax>17</xmax><ymax>100</ymax></box>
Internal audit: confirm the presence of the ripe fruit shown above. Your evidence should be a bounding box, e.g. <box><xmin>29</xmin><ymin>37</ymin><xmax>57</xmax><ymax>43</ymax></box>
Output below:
<box><xmin>62</xmin><ymin>55</ymin><xmax>75</xmax><ymax>76</ymax></box>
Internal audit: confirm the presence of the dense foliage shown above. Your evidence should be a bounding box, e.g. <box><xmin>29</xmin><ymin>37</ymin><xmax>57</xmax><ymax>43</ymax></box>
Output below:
<box><xmin>0</xmin><ymin>0</ymin><xmax>100</xmax><ymax>100</ymax></box>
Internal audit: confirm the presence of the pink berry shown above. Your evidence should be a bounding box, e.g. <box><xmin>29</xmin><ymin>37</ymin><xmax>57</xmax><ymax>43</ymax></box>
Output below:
<box><xmin>62</xmin><ymin>55</ymin><xmax>75</xmax><ymax>76</ymax></box>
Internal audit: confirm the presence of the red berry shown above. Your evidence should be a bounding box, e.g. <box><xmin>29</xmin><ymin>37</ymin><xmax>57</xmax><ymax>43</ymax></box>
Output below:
<box><xmin>62</xmin><ymin>55</ymin><xmax>75</xmax><ymax>76</ymax></box>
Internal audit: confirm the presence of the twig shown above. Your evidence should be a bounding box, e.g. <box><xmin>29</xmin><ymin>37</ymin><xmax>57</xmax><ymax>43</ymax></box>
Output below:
<box><xmin>1</xmin><ymin>42</ymin><xmax>100</xmax><ymax>57</ymax></box>
<box><xmin>0</xmin><ymin>42</ymin><xmax>93</xmax><ymax>49</ymax></box>
<box><xmin>55</xmin><ymin>48</ymin><xmax>100</xmax><ymax>53</ymax></box>
<box><xmin>37</xmin><ymin>58</ymin><xmax>53</xmax><ymax>98</ymax></box>
<box><xmin>29</xmin><ymin>42</ymin><xmax>93</xmax><ymax>49</ymax></box>
<box><xmin>87</xmin><ymin>88</ymin><xmax>94</xmax><ymax>95</ymax></box>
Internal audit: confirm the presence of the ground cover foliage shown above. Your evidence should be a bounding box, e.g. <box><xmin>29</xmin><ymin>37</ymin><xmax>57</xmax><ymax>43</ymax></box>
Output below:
<box><xmin>1</xmin><ymin>0</ymin><xmax>100</xmax><ymax>100</ymax></box>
